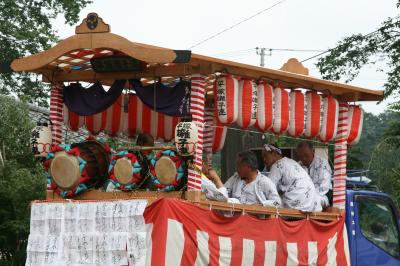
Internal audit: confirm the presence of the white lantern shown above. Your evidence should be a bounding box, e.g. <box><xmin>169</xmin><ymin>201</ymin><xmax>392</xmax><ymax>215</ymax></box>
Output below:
<box><xmin>174</xmin><ymin>122</ymin><xmax>198</xmax><ymax>156</ymax></box>
<box><xmin>320</xmin><ymin>96</ymin><xmax>339</xmax><ymax>142</ymax></box>
<box><xmin>30</xmin><ymin>121</ymin><xmax>52</xmax><ymax>157</ymax></box>
<box><xmin>214</xmin><ymin>75</ymin><xmax>239</xmax><ymax>124</ymax></box>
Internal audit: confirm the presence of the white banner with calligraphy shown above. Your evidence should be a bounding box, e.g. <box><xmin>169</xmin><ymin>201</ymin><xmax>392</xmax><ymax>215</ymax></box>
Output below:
<box><xmin>26</xmin><ymin>200</ymin><xmax>148</xmax><ymax>266</ymax></box>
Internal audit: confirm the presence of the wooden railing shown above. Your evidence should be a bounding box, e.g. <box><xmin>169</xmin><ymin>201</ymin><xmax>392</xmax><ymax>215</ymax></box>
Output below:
<box><xmin>45</xmin><ymin>190</ymin><xmax>342</xmax><ymax>221</ymax></box>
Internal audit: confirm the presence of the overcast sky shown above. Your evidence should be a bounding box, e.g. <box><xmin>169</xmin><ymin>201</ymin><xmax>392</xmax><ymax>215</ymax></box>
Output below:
<box><xmin>54</xmin><ymin>0</ymin><xmax>398</xmax><ymax>114</ymax></box>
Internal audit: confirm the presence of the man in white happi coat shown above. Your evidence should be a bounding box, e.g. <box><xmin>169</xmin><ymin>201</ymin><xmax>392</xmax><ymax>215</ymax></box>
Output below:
<box><xmin>202</xmin><ymin>150</ymin><xmax>281</xmax><ymax>207</ymax></box>
<box><xmin>262</xmin><ymin>144</ymin><xmax>322</xmax><ymax>212</ymax></box>
<box><xmin>296</xmin><ymin>141</ymin><xmax>332</xmax><ymax>208</ymax></box>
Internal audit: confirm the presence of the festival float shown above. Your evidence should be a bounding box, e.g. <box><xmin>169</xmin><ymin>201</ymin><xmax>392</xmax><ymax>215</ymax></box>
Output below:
<box><xmin>7</xmin><ymin>13</ymin><xmax>385</xmax><ymax>265</ymax></box>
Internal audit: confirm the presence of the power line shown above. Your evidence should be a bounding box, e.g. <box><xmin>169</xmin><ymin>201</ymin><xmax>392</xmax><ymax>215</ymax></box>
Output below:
<box><xmin>211</xmin><ymin>48</ymin><xmax>256</xmax><ymax>57</ymax></box>
<box><xmin>264</xmin><ymin>48</ymin><xmax>325</xmax><ymax>52</ymax></box>
<box><xmin>211</xmin><ymin>47</ymin><xmax>326</xmax><ymax>60</ymax></box>
<box><xmin>300</xmin><ymin>27</ymin><xmax>386</xmax><ymax>63</ymax></box>
<box><xmin>255</xmin><ymin>47</ymin><xmax>326</xmax><ymax>66</ymax></box>
<box><xmin>188</xmin><ymin>0</ymin><xmax>289</xmax><ymax>49</ymax></box>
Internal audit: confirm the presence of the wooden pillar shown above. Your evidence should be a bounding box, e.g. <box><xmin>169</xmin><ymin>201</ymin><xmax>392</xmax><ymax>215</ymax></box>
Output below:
<box><xmin>187</xmin><ymin>75</ymin><xmax>205</xmax><ymax>191</ymax></box>
<box><xmin>49</xmin><ymin>84</ymin><xmax>64</xmax><ymax>145</ymax></box>
<box><xmin>333</xmin><ymin>103</ymin><xmax>349</xmax><ymax>209</ymax></box>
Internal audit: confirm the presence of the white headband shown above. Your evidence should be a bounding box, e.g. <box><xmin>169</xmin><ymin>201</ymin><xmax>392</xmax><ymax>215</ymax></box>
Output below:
<box><xmin>264</xmin><ymin>144</ymin><xmax>282</xmax><ymax>155</ymax></box>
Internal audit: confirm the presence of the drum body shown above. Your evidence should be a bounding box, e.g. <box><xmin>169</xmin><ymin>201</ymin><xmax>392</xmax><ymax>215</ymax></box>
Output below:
<box><xmin>43</xmin><ymin>140</ymin><xmax>111</xmax><ymax>198</ymax></box>
<box><xmin>148</xmin><ymin>150</ymin><xmax>186</xmax><ymax>191</ymax></box>
<box><xmin>106</xmin><ymin>151</ymin><xmax>145</xmax><ymax>191</ymax></box>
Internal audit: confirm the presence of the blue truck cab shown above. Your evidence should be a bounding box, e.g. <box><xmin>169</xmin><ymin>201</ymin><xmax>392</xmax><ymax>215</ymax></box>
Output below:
<box><xmin>345</xmin><ymin>181</ymin><xmax>400</xmax><ymax>265</ymax></box>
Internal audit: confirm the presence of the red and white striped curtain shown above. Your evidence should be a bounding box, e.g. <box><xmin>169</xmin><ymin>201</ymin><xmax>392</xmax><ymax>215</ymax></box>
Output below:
<box><xmin>49</xmin><ymin>85</ymin><xmax>64</xmax><ymax>145</ymax></box>
<box><xmin>187</xmin><ymin>75</ymin><xmax>206</xmax><ymax>191</ymax></box>
<box><xmin>63</xmin><ymin>94</ymin><xmax>180</xmax><ymax>141</ymax></box>
<box><xmin>145</xmin><ymin>198</ymin><xmax>351</xmax><ymax>266</ymax></box>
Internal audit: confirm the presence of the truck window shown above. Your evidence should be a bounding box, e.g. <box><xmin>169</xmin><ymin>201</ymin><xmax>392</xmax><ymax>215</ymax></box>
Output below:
<box><xmin>358</xmin><ymin>197</ymin><xmax>400</xmax><ymax>258</ymax></box>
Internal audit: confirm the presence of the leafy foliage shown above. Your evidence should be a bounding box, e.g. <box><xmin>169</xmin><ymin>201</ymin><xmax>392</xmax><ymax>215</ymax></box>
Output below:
<box><xmin>347</xmin><ymin>111</ymin><xmax>398</xmax><ymax>167</ymax></box>
<box><xmin>0</xmin><ymin>96</ymin><xmax>46</xmax><ymax>265</ymax></box>
<box><xmin>347</xmin><ymin>111</ymin><xmax>400</xmax><ymax>204</ymax></box>
<box><xmin>368</xmin><ymin>142</ymin><xmax>400</xmax><ymax>205</ymax></box>
<box><xmin>0</xmin><ymin>0</ymin><xmax>91</xmax><ymax>106</ymax></box>
<box><xmin>384</xmin><ymin>113</ymin><xmax>400</xmax><ymax>148</ymax></box>
<box><xmin>316</xmin><ymin>2</ymin><xmax>400</xmax><ymax>105</ymax></box>
<box><xmin>315</xmin><ymin>1</ymin><xmax>400</xmax><ymax>204</ymax></box>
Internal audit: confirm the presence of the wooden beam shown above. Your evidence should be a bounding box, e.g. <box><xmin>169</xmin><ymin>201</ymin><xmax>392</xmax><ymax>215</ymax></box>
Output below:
<box><xmin>46</xmin><ymin>190</ymin><xmax>187</xmax><ymax>201</ymax></box>
<box><xmin>197</xmin><ymin>201</ymin><xmax>341</xmax><ymax>221</ymax></box>
<box><xmin>11</xmin><ymin>33</ymin><xmax>185</xmax><ymax>72</ymax></box>
<box><xmin>41</xmin><ymin>64</ymin><xmax>208</xmax><ymax>83</ymax></box>
<box><xmin>189</xmin><ymin>56</ymin><xmax>384</xmax><ymax>101</ymax></box>
<box><xmin>10</xmin><ymin>27</ymin><xmax>383</xmax><ymax>101</ymax></box>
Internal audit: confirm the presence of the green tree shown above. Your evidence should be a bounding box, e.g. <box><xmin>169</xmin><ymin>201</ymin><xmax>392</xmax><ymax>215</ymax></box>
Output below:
<box><xmin>384</xmin><ymin>112</ymin><xmax>400</xmax><ymax>148</ymax></box>
<box><xmin>347</xmin><ymin>111</ymin><xmax>399</xmax><ymax>168</ymax></box>
<box><xmin>368</xmin><ymin>142</ymin><xmax>400</xmax><ymax>205</ymax></box>
<box><xmin>0</xmin><ymin>0</ymin><xmax>92</xmax><ymax>106</ymax></box>
<box><xmin>315</xmin><ymin>1</ymin><xmax>400</xmax><ymax>200</ymax></box>
<box><xmin>0</xmin><ymin>96</ymin><xmax>46</xmax><ymax>265</ymax></box>
<box><xmin>316</xmin><ymin>1</ymin><xmax>400</xmax><ymax>106</ymax></box>
<box><xmin>344</xmin><ymin>111</ymin><xmax>400</xmax><ymax>205</ymax></box>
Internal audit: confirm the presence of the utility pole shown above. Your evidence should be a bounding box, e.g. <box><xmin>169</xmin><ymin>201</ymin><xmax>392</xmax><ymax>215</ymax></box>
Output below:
<box><xmin>256</xmin><ymin>47</ymin><xmax>272</xmax><ymax>67</ymax></box>
<box><xmin>256</xmin><ymin>47</ymin><xmax>266</xmax><ymax>67</ymax></box>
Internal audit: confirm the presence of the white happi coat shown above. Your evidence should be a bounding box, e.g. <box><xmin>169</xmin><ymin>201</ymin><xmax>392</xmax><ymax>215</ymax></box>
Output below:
<box><xmin>202</xmin><ymin>172</ymin><xmax>281</xmax><ymax>207</ymax></box>
<box><xmin>299</xmin><ymin>155</ymin><xmax>332</xmax><ymax>207</ymax></box>
<box><xmin>268</xmin><ymin>157</ymin><xmax>322</xmax><ymax>212</ymax></box>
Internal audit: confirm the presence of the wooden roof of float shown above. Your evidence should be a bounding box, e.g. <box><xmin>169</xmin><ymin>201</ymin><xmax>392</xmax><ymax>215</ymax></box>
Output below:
<box><xmin>11</xmin><ymin>13</ymin><xmax>383</xmax><ymax>101</ymax></box>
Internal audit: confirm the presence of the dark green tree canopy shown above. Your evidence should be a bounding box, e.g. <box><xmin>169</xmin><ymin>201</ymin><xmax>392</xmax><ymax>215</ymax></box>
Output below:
<box><xmin>316</xmin><ymin>1</ymin><xmax>400</xmax><ymax>107</ymax></box>
<box><xmin>0</xmin><ymin>0</ymin><xmax>91</xmax><ymax>106</ymax></box>
<box><xmin>0</xmin><ymin>96</ymin><xmax>46</xmax><ymax>265</ymax></box>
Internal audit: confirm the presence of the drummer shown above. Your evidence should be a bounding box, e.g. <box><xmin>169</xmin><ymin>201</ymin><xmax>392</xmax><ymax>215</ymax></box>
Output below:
<box><xmin>202</xmin><ymin>150</ymin><xmax>281</xmax><ymax>207</ymax></box>
<box><xmin>136</xmin><ymin>133</ymin><xmax>154</xmax><ymax>153</ymax></box>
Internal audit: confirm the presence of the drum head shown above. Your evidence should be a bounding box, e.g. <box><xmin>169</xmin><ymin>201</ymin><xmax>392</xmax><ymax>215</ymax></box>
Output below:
<box><xmin>155</xmin><ymin>156</ymin><xmax>177</xmax><ymax>185</ymax></box>
<box><xmin>114</xmin><ymin>158</ymin><xmax>134</xmax><ymax>185</ymax></box>
<box><xmin>50</xmin><ymin>151</ymin><xmax>80</xmax><ymax>190</ymax></box>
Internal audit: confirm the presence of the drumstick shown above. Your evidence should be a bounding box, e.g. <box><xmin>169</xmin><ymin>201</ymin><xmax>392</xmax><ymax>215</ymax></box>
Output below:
<box><xmin>116</xmin><ymin>145</ymin><xmax>176</xmax><ymax>151</ymax></box>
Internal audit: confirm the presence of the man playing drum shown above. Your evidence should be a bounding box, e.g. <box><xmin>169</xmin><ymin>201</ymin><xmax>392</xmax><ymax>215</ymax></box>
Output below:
<box><xmin>202</xmin><ymin>150</ymin><xmax>281</xmax><ymax>207</ymax></box>
<box><xmin>262</xmin><ymin>144</ymin><xmax>322</xmax><ymax>212</ymax></box>
<box><xmin>136</xmin><ymin>133</ymin><xmax>154</xmax><ymax>151</ymax></box>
